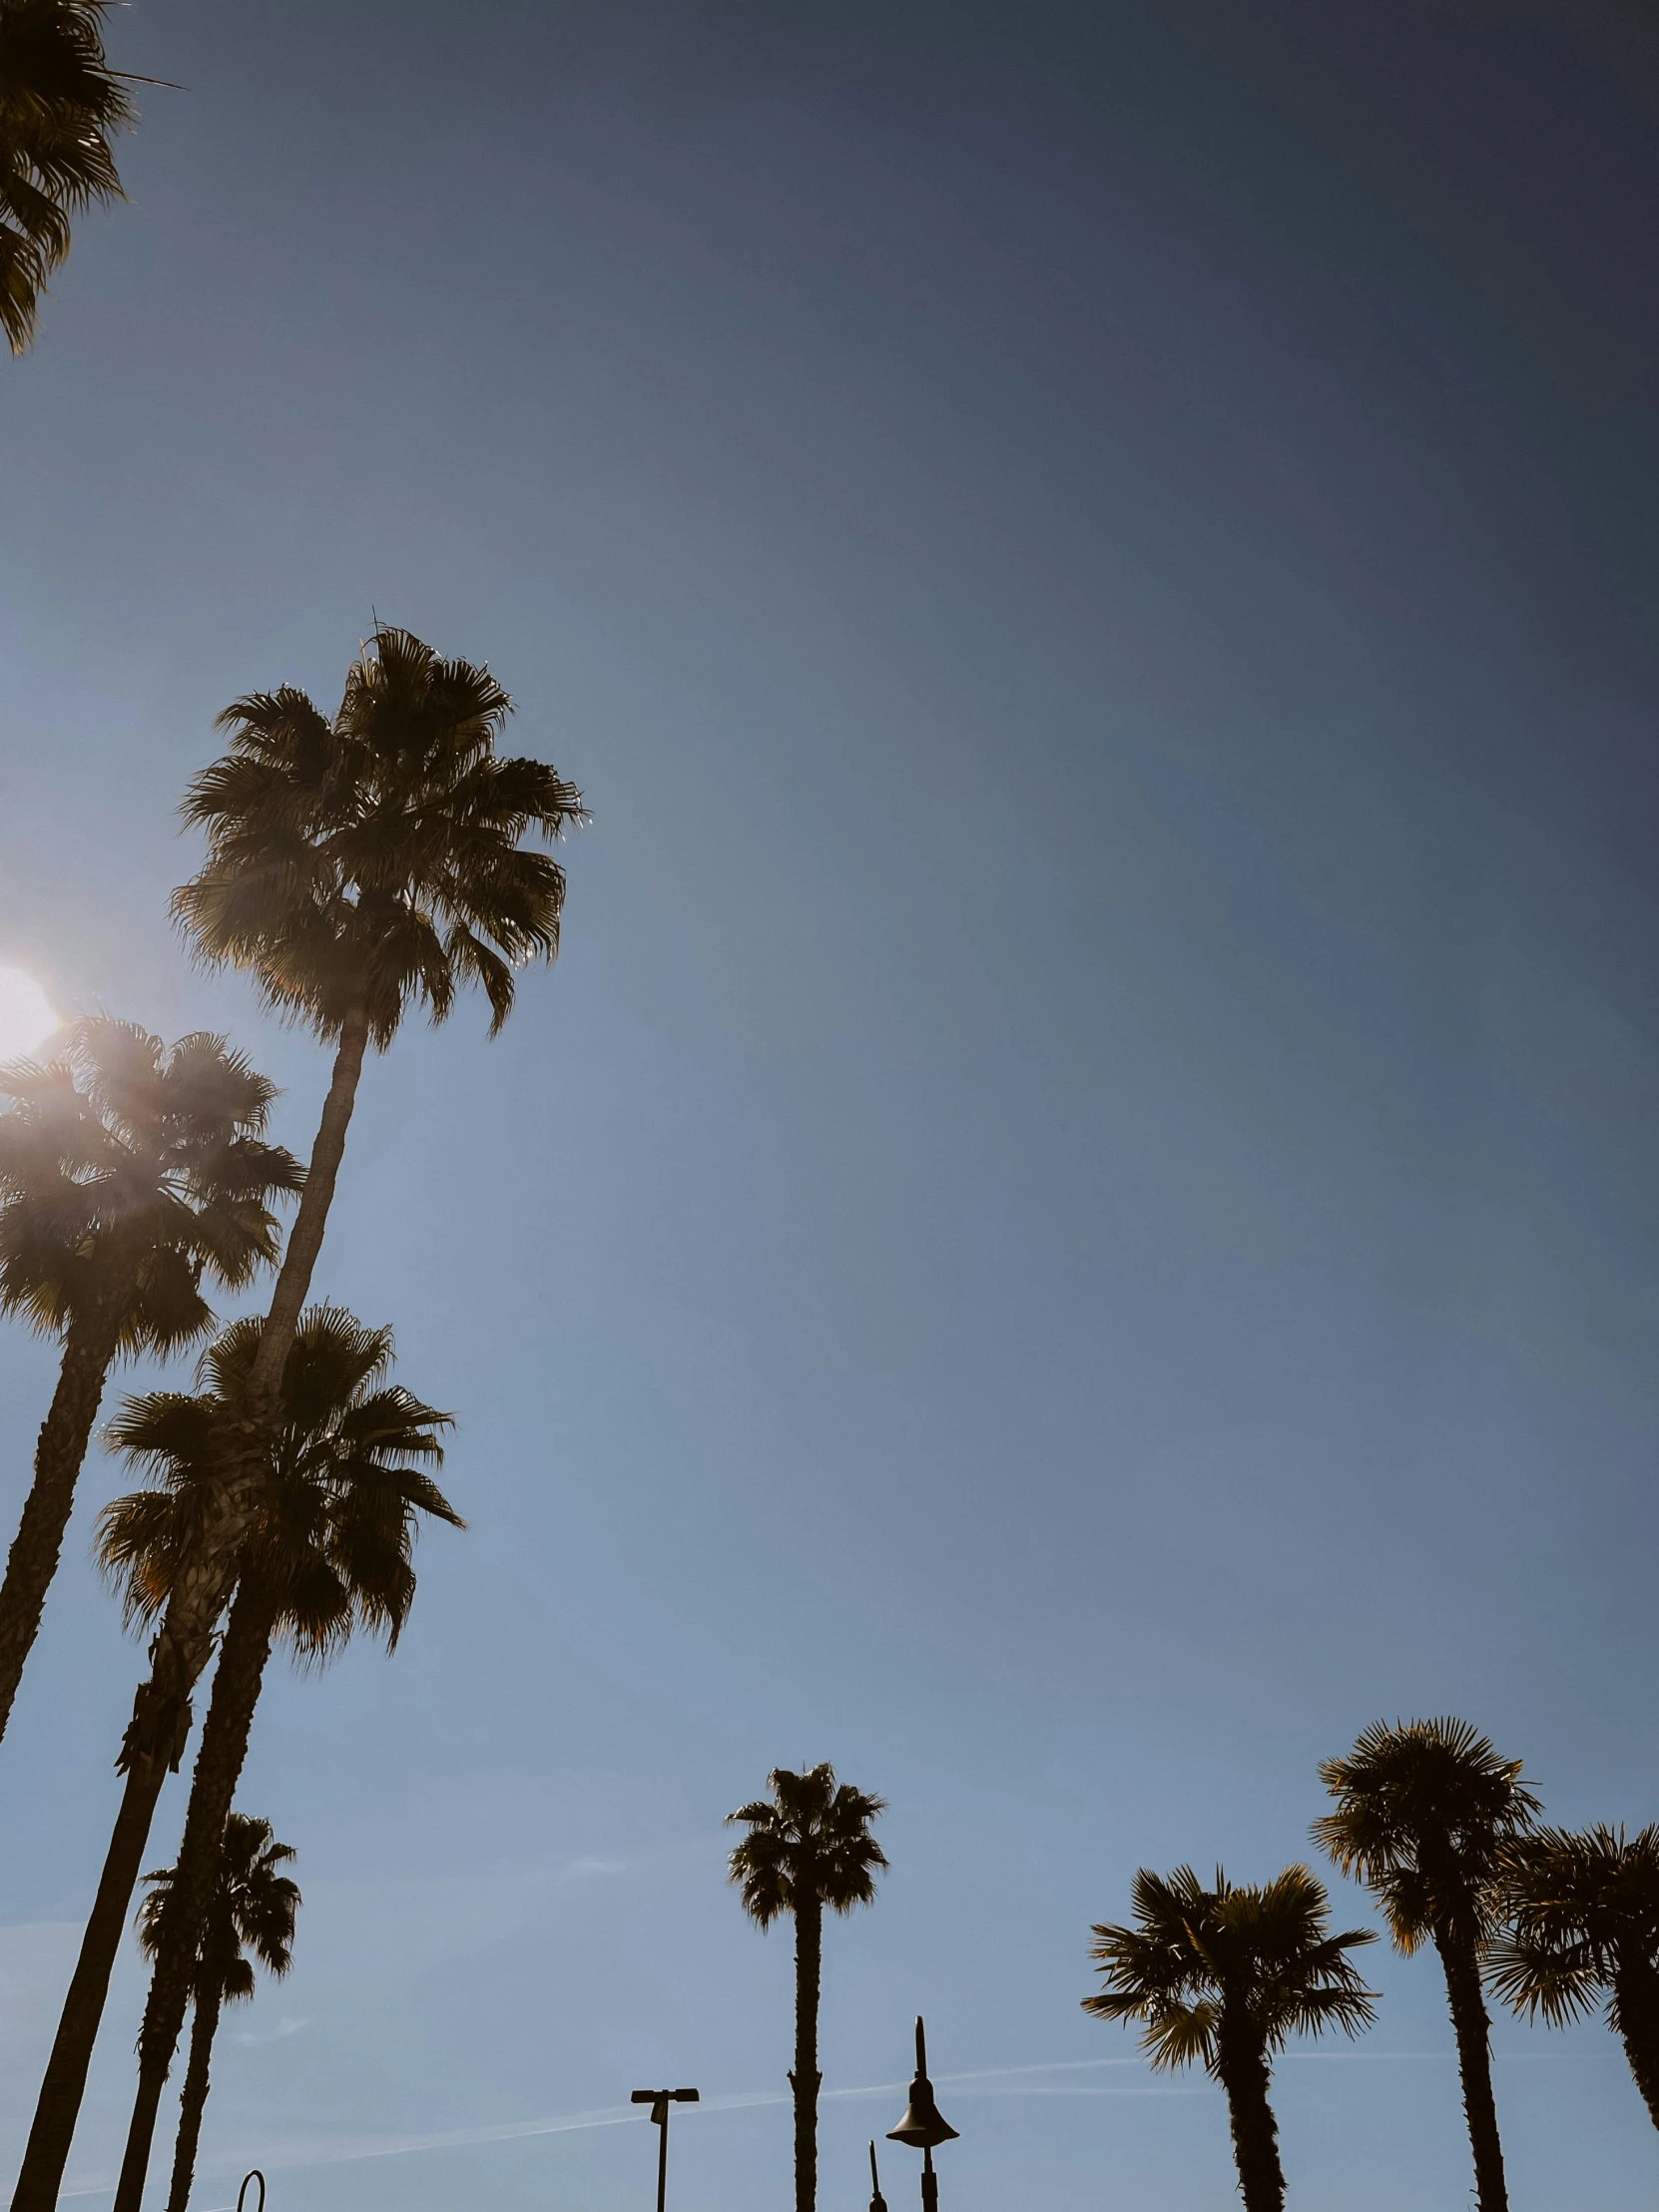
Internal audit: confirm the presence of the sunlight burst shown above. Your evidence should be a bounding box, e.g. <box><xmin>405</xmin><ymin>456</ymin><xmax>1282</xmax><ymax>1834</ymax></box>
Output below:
<box><xmin>0</xmin><ymin>968</ymin><xmax>60</xmax><ymax>1063</ymax></box>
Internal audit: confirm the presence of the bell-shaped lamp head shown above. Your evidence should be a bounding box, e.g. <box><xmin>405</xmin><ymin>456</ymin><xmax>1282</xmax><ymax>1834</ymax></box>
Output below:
<box><xmin>885</xmin><ymin>2017</ymin><xmax>959</xmax><ymax>2150</ymax></box>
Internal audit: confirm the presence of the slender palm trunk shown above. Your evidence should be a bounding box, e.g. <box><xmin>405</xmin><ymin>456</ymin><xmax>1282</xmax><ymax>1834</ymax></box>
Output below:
<box><xmin>11</xmin><ymin>1010</ymin><xmax>369</xmax><ymax>2212</ymax></box>
<box><xmin>790</xmin><ymin>1900</ymin><xmax>823</xmax><ymax>2212</ymax></box>
<box><xmin>165</xmin><ymin>1984</ymin><xmax>222</xmax><ymax>2212</ymax></box>
<box><xmin>1216</xmin><ymin>2032</ymin><xmax>1285</xmax><ymax>2212</ymax></box>
<box><xmin>1436</xmin><ymin>1932</ymin><xmax>1509</xmax><ymax>2212</ymax></box>
<box><xmin>11</xmin><ymin>1762</ymin><xmax>175</xmax><ymax>2211</ymax></box>
<box><xmin>113</xmin><ymin>1579</ymin><xmax>278</xmax><ymax>2212</ymax></box>
<box><xmin>0</xmin><ymin>1302</ymin><xmax>124</xmax><ymax>1744</ymax></box>
<box><xmin>1612</xmin><ymin>1960</ymin><xmax>1659</xmax><ymax>2133</ymax></box>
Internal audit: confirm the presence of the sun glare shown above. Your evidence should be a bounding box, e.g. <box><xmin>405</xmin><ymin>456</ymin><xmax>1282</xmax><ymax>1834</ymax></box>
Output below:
<box><xmin>0</xmin><ymin>968</ymin><xmax>60</xmax><ymax>1063</ymax></box>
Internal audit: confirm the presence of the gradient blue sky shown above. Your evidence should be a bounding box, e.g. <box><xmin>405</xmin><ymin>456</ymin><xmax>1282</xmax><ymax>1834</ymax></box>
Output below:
<box><xmin>5</xmin><ymin>1</ymin><xmax>1659</xmax><ymax>2206</ymax></box>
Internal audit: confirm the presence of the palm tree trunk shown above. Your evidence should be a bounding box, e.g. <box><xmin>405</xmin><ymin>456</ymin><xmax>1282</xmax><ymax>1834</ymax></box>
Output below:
<box><xmin>113</xmin><ymin>1579</ymin><xmax>278</xmax><ymax>2212</ymax></box>
<box><xmin>1216</xmin><ymin>2034</ymin><xmax>1286</xmax><ymax>2212</ymax></box>
<box><xmin>789</xmin><ymin>1900</ymin><xmax>823</xmax><ymax>2212</ymax></box>
<box><xmin>165</xmin><ymin>1984</ymin><xmax>222</xmax><ymax>2212</ymax></box>
<box><xmin>10</xmin><ymin>1760</ymin><xmax>175</xmax><ymax>2212</ymax></box>
<box><xmin>0</xmin><ymin>1302</ymin><xmax>124</xmax><ymax>1744</ymax></box>
<box><xmin>1612</xmin><ymin>1961</ymin><xmax>1659</xmax><ymax>2132</ymax></box>
<box><xmin>11</xmin><ymin>1010</ymin><xmax>369</xmax><ymax>2212</ymax></box>
<box><xmin>1436</xmin><ymin>1932</ymin><xmax>1509</xmax><ymax>2212</ymax></box>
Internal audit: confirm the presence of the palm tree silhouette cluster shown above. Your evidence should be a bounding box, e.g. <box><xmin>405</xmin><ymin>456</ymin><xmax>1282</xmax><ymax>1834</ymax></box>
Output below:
<box><xmin>0</xmin><ymin>627</ymin><xmax>584</xmax><ymax>2212</ymax></box>
<box><xmin>1087</xmin><ymin>1715</ymin><xmax>1659</xmax><ymax>2212</ymax></box>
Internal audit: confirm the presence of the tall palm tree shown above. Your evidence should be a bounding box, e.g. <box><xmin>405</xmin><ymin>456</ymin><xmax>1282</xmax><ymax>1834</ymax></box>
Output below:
<box><xmin>13</xmin><ymin>628</ymin><xmax>581</xmax><ymax>2212</ymax></box>
<box><xmin>1487</xmin><ymin>1824</ymin><xmax>1659</xmax><ymax>2132</ymax></box>
<box><xmin>1084</xmin><ymin>1864</ymin><xmax>1376</xmax><ymax>2212</ymax></box>
<box><xmin>0</xmin><ymin>0</ymin><xmax>134</xmax><ymax>351</ymax></box>
<box><xmin>1313</xmin><ymin>1717</ymin><xmax>1539</xmax><ymax>2212</ymax></box>
<box><xmin>727</xmin><ymin>1764</ymin><xmax>887</xmax><ymax>2212</ymax></box>
<box><xmin>100</xmin><ymin>1305</ymin><xmax>457</xmax><ymax>2212</ymax></box>
<box><xmin>0</xmin><ymin>1019</ymin><xmax>298</xmax><ymax>1745</ymax></box>
<box><xmin>137</xmin><ymin>1815</ymin><xmax>299</xmax><ymax>2212</ymax></box>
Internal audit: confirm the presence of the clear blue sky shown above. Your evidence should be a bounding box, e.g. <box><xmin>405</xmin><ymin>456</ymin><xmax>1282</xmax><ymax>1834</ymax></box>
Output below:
<box><xmin>4</xmin><ymin>2</ymin><xmax>1659</xmax><ymax>2207</ymax></box>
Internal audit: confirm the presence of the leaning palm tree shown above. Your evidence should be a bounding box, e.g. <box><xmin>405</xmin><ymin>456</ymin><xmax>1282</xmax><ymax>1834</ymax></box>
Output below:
<box><xmin>1314</xmin><ymin>1718</ymin><xmax>1539</xmax><ymax>2212</ymax></box>
<box><xmin>727</xmin><ymin>1765</ymin><xmax>887</xmax><ymax>2212</ymax></box>
<box><xmin>0</xmin><ymin>0</ymin><xmax>134</xmax><ymax>351</ymax></box>
<box><xmin>101</xmin><ymin>1305</ymin><xmax>457</xmax><ymax>2212</ymax></box>
<box><xmin>138</xmin><ymin>1815</ymin><xmax>299</xmax><ymax>2212</ymax></box>
<box><xmin>1084</xmin><ymin>1864</ymin><xmax>1376</xmax><ymax>2212</ymax></box>
<box><xmin>1488</xmin><ymin>1824</ymin><xmax>1659</xmax><ymax>2132</ymax></box>
<box><xmin>0</xmin><ymin>1019</ymin><xmax>298</xmax><ymax>1745</ymax></box>
<box><xmin>14</xmin><ymin>629</ymin><xmax>581</xmax><ymax>2212</ymax></box>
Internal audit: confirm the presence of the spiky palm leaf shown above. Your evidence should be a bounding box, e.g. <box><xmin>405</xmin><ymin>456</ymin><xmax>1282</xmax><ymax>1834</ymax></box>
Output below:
<box><xmin>174</xmin><ymin>628</ymin><xmax>587</xmax><ymax>1047</ymax></box>
<box><xmin>1490</xmin><ymin>1825</ymin><xmax>1659</xmax><ymax>2061</ymax></box>
<box><xmin>0</xmin><ymin>0</ymin><xmax>134</xmax><ymax>350</ymax></box>
<box><xmin>1314</xmin><ymin>1718</ymin><xmax>1540</xmax><ymax>1953</ymax></box>
<box><xmin>98</xmin><ymin>1302</ymin><xmax>460</xmax><ymax>1655</ymax></box>
<box><xmin>0</xmin><ymin>1019</ymin><xmax>300</xmax><ymax>1356</ymax></box>
<box><xmin>139</xmin><ymin>1813</ymin><xmax>298</xmax><ymax>1999</ymax></box>
<box><xmin>1085</xmin><ymin>1864</ymin><xmax>1377</xmax><ymax>2073</ymax></box>
<box><xmin>727</xmin><ymin>1764</ymin><xmax>888</xmax><ymax>1925</ymax></box>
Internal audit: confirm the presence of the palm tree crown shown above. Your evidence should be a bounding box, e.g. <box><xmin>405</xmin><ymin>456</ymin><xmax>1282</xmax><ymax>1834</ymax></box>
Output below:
<box><xmin>0</xmin><ymin>1018</ymin><xmax>300</xmax><ymax>1355</ymax></box>
<box><xmin>1313</xmin><ymin>1717</ymin><xmax>1540</xmax><ymax>1952</ymax></box>
<box><xmin>139</xmin><ymin>1813</ymin><xmax>298</xmax><ymax>2002</ymax></box>
<box><xmin>138</xmin><ymin>1813</ymin><xmax>298</xmax><ymax>2212</ymax></box>
<box><xmin>727</xmin><ymin>1764</ymin><xmax>889</xmax><ymax>1926</ymax></box>
<box><xmin>1490</xmin><ymin>1825</ymin><xmax>1659</xmax><ymax>2028</ymax></box>
<box><xmin>98</xmin><ymin>1303</ymin><xmax>460</xmax><ymax>1653</ymax></box>
<box><xmin>1487</xmin><ymin>1822</ymin><xmax>1659</xmax><ymax>2137</ymax></box>
<box><xmin>1086</xmin><ymin>1863</ymin><xmax>1375</xmax><ymax>2212</ymax></box>
<box><xmin>1085</xmin><ymin>1864</ymin><xmax>1377</xmax><ymax>2071</ymax></box>
<box><xmin>0</xmin><ymin>0</ymin><xmax>134</xmax><ymax>351</ymax></box>
<box><xmin>173</xmin><ymin>625</ymin><xmax>588</xmax><ymax>1047</ymax></box>
<box><xmin>1315</xmin><ymin>1716</ymin><xmax>1536</xmax><ymax>2212</ymax></box>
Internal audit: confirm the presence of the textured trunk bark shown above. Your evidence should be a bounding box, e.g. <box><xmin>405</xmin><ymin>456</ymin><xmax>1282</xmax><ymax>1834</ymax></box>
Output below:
<box><xmin>1437</xmin><ymin>1932</ymin><xmax>1509</xmax><ymax>2212</ymax></box>
<box><xmin>113</xmin><ymin>1579</ymin><xmax>278</xmax><ymax>2212</ymax></box>
<box><xmin>1612</xmin><ymin>1961</ymin><xmax>1659</xmax><ymax>2133</ymax></box>
<box><xmin>0</xmin><ymin>1301</ymin><xmax>125</xmax><ymax>1745</ymax></box>
<box><xmin>1216</xmin><ymin>2033</ymin><xmax>1286</xmax><ymax>2212</ymax></box>
<box><xmin>165</xmin><ymin>1985</ymin><xmax>222</xmax><ymax>2212</ymax></box>
<box><xmin>11</xmin><ymin>1761</ymin><xmax>174</xmax><ymax>2212</ymax></box>
<box><xmin>10</xmin><ymin>1010</ymin><xmax>369</xmax><ymax>2212</ymax></box>
<box><xmin>790</xmin><ymin>1900</ymin><xmax>823</xmax><ymax>2212</ymax></box>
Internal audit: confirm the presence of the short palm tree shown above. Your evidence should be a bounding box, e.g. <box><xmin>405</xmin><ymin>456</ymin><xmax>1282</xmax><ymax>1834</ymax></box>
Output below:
<box><xmin>138</xmin><ymin>1815</ymin><xmax>299</xmax><ymax>2212</ymax></box>
<box><xmin>1488</xmin><ymin>1824</ymin><xmax>1659</xmax><ymax>2132</ymax></box>
<box><xmin>14</xmin><ymin>630</ymin><xmax>581</xmax><ymax>2212</ymax></box>
<box><xmin>0</xmin><ymin>0</ymin><xmax>134</xmax><ymax>351</ymax></box>
<box><xmin>0</xmin><ymin>1019</ymin><xmax>298</xmax><ymax>1746</ymax></box>
<box><xmin>1314</xmin><ymin>1718</ymin><xmax>1539</xmax><ymax>2212</ymax></box>
<box><xmin>728</xmin><ymin>1765</ymin><xmax>887</xmax><ymax>2212</ymax></box>
<box><xmin>100</xmin><ymin>1305</ymin><xmax>457</xmax><ymax>2212</ymax></box>
<box><xmin>1084</xmin><ymin>1864</ymin><xmax>1377</xmax><ymax>2212</ymax></box>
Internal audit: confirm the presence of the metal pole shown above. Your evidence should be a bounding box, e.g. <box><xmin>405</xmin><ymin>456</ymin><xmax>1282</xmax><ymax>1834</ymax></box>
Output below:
<box><xmin>656</xmin><ymin>2105</ymin><xmax>669</xmax><ymax>2212</ymax></box>
<box><xmin>920</xmin><ymin>2143</ymin><xmax>937</xmax><ymax>2212</ymax></box>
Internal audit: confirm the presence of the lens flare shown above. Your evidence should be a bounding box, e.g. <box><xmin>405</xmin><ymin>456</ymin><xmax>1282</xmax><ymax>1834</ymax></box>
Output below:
<box><xmin>0</xmin><ymin>969</ymin><xmax>60</xmax><ymax>1062</ymax></box>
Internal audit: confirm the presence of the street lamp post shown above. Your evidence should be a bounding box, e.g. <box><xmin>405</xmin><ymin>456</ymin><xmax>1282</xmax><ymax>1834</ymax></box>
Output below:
<box><xmin>630</xmin><ymin>2086</ymin><xmax>699</xmax><ymax>2212</ymax></box>
<box><xmin>885</xmin><ymin>2018</ymin><xmax>958</xmax><ymax>2212</ymax></box>
<box><xmin>867</xmin><ymin>2140</ymin><xmax>888</xmax><ymax>2212</ymax></box>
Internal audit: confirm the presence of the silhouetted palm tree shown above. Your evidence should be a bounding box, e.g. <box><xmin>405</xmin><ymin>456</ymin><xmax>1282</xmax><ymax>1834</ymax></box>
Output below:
<box><xmin>1314</xmin><ymin>1718</ymin><xmax>1539</xmax><ymax>2212</ymax></box>
<box><xmin>0</xmin><ymin>0</ymin><xmax>134</xmax><ymax>350</ymax></box>
<box><xmin>0</xmin><ymin>1019</ymin><xmax>297</xmax><ymax>1744</ymax></box>
<box><xmin>727</xmin><ymin>1765</ymin><xmax>887</xmax><ymax>2212</ymax></box>
<box><xmin>1488</xmin><ymin>1824</ymin><xmax>1659</xmax><ymax>2132</ymax></box>
<box><xmin>14</xmin><ymin>630</ymin><xmax>580</xmax><ymax>2212</ymax></box>
<box><xmin>1084</xmin><ymin>1864</ymin><xmax>1376</xmax><ymax>2212</ymax></box>
<box><xmin>138</xmin><ymin>1815</ymin><xmax>298</xmax><ymax>2212</ymax></box>
<box><xmin>102</xmin><ymin>1305</ymin><xmax>457</xmax><ymax>2212</ymax></box>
